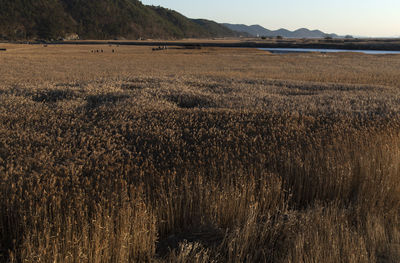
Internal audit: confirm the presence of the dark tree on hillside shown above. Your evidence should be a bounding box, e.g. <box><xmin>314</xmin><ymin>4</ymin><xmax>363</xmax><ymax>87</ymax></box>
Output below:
<box><xmin>36</xmin><ymin>14</ymin><xmax>62</xmax><ymax>39</ymax></box>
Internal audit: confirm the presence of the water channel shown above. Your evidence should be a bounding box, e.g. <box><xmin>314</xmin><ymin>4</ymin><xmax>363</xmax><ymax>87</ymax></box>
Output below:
<box><xmin>260</xmin><ymin>48</ymin><xmax>400</xmax><ymax>54</ymax></box>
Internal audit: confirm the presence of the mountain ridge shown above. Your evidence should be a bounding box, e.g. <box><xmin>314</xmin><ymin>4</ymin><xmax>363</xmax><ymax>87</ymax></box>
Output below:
<box><xmin>222</xmin><ymin>23</ymin><xmax>339</xmax><ymax>38</ymax></box>
<box><xmin>0</xmin><ymin>0</ymin><xmax>238</xmax><ymax>40</ymax></box>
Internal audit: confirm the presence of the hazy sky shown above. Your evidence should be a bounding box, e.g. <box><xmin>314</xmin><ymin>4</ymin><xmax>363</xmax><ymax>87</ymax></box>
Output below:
<box><xmin>141</xmin><ymin>0</ymin><xmax>399</xmax><ymax>37</ymax></box>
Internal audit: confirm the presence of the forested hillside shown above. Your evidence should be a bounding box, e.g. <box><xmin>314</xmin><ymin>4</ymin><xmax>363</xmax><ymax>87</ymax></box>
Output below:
<box><xmin>0</xmin><ymin>0</ymin><xmax>237</xmax><ymax>40</ymax></box>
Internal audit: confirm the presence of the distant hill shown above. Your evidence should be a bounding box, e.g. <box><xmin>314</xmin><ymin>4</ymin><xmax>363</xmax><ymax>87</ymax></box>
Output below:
<box><xmin>0</xmin><ymin>0</ymin><xmax>237</xmax><ymax>40</ymax></box>
<box><xmin>223</xmin><ymin>23</ymin><xmax>339</xmax><ymax>38</ymax></box>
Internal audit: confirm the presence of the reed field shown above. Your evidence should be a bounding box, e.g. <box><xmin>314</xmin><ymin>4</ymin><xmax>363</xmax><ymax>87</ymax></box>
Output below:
<box><xmin>1</xmin><ymin>44</ymin><xmax>400</xmax><ymax>262</ymax></box>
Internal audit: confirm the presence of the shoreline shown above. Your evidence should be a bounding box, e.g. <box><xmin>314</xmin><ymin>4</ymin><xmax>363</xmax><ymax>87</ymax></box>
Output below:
<box><xmin>2</xmin><ymin>39</ymin><xmax>400</xmax><ymax>51</ymax></box>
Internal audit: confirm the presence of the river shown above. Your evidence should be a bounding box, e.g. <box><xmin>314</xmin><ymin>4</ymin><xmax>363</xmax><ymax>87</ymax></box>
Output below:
<box><xmin>259</xmin><ymin>48</ymin><xmax>400</xmax><ymax>54</ymax></box>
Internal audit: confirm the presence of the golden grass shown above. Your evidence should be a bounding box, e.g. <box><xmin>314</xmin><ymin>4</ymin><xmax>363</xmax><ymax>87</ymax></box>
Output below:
<box><xmin>1</xmin><ymin>45</ymin><xmax>400</xmax><ymax>262</ymax></box>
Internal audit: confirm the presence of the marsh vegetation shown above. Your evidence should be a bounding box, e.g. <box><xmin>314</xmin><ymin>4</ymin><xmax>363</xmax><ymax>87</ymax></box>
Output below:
<box><xmin>1</xmin><ymin>45</ymin><xmax>400</xmax><ymax>262</ymax></box>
